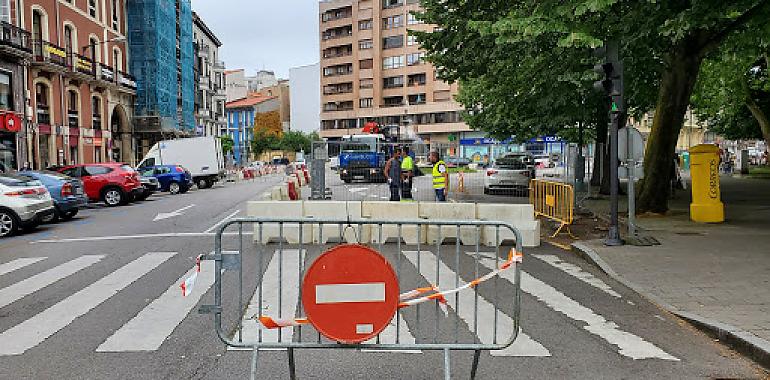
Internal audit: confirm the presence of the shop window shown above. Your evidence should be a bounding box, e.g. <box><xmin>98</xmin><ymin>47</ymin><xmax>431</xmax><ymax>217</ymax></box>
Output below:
<box><xmin>0</xmin><ymin>71</ymin><xmax>11</xmax><ymax>111</ymax></box>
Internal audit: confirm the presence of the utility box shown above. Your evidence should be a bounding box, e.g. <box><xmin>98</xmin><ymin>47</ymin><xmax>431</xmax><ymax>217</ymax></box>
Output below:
<box><xmin>736</xmin><ymin>149</ymin><xmax>750</xmax><ymax>175</ymax></box>
<box><xmin>689</xmin><ymin>144</ymin><xmax>724</xmax><ymax>223</ymax></box>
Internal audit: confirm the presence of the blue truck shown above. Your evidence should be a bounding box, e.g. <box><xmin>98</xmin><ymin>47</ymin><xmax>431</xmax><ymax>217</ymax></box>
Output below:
<box><xmin>339</xmin><ymin>135</ymin><xmax>387</xmax><ymax>183</ymax></box>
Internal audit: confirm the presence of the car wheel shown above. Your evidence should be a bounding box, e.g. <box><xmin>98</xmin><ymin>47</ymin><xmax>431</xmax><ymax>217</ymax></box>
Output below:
<box><xmin>169</xmin><ymin>182</ymin><xmax>181</xmax><ymax>194</ymax></box>
<box><xmin>0</xmin><ymin>210</ymin><xmax>18</xmax><ymax>238</ymax></box>
<box><xmin>41</xmin><ymin>209</ymin><xmax>60</xmax><ymax>224</ymax></box>
<box><xmin>197</xmin><ymin>178</ymin><xmax>208</xmax><ymax>189</ymax></box>
<box><xmin>103</xmin><ymin>187</ymin><xmax>124</xmax><ymax>207</ymax></box>
<box><xmin>61</xmin><ymin>210</ymin><xmax>78</xmax><ymax>220</ymax></box>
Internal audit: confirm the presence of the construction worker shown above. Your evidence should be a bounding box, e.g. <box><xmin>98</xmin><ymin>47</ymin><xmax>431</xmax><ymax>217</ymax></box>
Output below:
<box><xmin>400</xmin><ymin>146</ymin><xmax>414</xmax><ymax>200</ymax></box>
<box><xmin>384</xmin><ymin>147</ymin><xmax>402</xmax><ymax>201</ymax></box>
<box><xmin>430</xmin><ymin>151</ymin><xmax>448</xmax><ymax>202</ymax></box>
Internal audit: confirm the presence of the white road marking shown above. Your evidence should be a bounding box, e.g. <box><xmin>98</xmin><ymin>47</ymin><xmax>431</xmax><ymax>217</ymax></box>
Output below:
<box><xmin>533</xmin><ymin>254</ymin><xmax>621</xmax><ymax>298</ymax></box>
<box><xmin>96</xmin><ymin>260</ymin><xmax>216</xmax><ymax>352</ymax></box>
<box><xmin>402</xmin><ymin>251</ymin><xmax>551</xmax><ymax>357</ymax></box>
<box><xmin>0</xmin><ymin>255</ymin><xmax>104</xmax><ymax>309</ymax></box>
<box><xmin>33</xmin><ymin>232</ymin><xmax>254</xmax><ymax>244</ymax></box>
<box><xmin>480</xmin><ymin>258</ymin><xmax>679</xmax><ymax>361</ymax></box>
<box><xmin>0</xmin><ymin>252</ymin><xmax>176</xmax><ymax>356</ymax></box>
<box><xmin>0</xmin><ymin>257</ymin><xmax>46</xmax><ymax>277</ymax></box>
<box><xmin>204</xmin><ymin>210</ymin><xmax>241</xmax><ymax>233</ymax></box>
<box><xmin>153</xmin><ymin>204</ymin><xmax>196</xmax><ymax>222</ymax></box>
<box><xmin>230</xmin><ymin>249</ymin><xmax>305</xmax><ymax>350</ymax></box>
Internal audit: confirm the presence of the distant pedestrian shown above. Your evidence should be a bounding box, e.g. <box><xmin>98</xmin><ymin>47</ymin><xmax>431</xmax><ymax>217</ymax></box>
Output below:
<box><xmin>400</xmin><ymin>146</ymin><xmax>414</xmax><ymax>201</ymax></box>
<box><xmin>430</xmin><ymin>151</ymin><xmax>448</xmax><ymax>202</ymax></box>
<box><xmin>385</xmin><ymin>148</ymin><xmax>402</xmax><ymax>201</ymax></box>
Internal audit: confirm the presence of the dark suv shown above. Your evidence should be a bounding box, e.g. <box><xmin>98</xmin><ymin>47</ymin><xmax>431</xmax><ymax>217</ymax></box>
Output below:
<box><xmin>57</xmin><ymin>163</ymin><xmax>142</xmax><ymax>207</ymax></box>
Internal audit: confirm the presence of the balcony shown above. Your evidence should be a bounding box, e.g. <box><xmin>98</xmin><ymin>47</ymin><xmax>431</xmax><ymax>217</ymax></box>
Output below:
<box><xmin>117</xmin><ymin>71</ymin><xmax>137</xmax><ymax>92</ymax></box>
<box><xmin>92</xmin><ymin>115</ymin><xmax>102</xmax><ymax>130</ymax></box>
<box><xmin>36</xmin><ymin>106</ymin><xmax>51</xmax><ymax>125</ymax></box>
<box><xmin>197</xmin><ymin>44</ymin><xmax>210</xmax><ymax>57</ymax></box>
<box><xmin>67</xmin><ymin>112</ymin><xmax>79</xmax><ymax>128</ymax></box>
<box><xmin>31</xmin><ymin>40</ymin><xmax>69</xmax><ymax>72</ymax></box>
<box><xmin>322</xmin><ymin>7</ymin><xmax>352</xmax><ymax>22</ymax></box>
<box><xmin>213</xmin><ymin>60</ymin><xmax>225</xmax><ymax>71</ymax></box>
<box><xmin>97</xmin><ymin>64</ymin><xmax>115</xmax><ymax>83</ymax></box>
<box><xmin>0</xmin><ymin>21</ymin><xmax>32</xmax><ymax>59</ymax></box>
<box><xmin>69</xmin><ymin>52</ymin><xmax>95</xmax><ymax>80</ymax></box>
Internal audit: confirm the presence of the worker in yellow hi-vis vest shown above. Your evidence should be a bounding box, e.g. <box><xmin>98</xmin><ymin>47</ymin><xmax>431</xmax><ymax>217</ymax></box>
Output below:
<box><xmin>430</xmin><ymin>151</ymin><xmax>448</xmax><ymax>202</ymax></box>
<box><xmin>400</xmin><ymin>146</ymin><xmax>414</xmax><ymax>200</ymax></box>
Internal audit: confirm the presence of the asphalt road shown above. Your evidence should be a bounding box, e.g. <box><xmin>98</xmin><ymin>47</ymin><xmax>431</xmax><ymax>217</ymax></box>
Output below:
<box><xmin>0</xmin><ymin>174</ymin><xmax>766</xmax><ymax>379</ymax></box>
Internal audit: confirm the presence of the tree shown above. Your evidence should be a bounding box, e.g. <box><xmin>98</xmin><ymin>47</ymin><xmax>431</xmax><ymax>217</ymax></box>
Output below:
<box><xmin>415</xmin><ymin>0</ymin><xmax>770</xmax><ymax>213</ymax></box>
<box><xmin>219</xmin><ymin>135</ymin><xmax>234</xmax><ymax>155</ymax></box>
<box><xmin>692</xmin><ymin>35</ymin><xmax>770</xmax><ymax>146</ymax></box>
<box><xmin>253</xmin><ymin>111</ymin><xmax>283</xmax><ymax>139</ymax></box>
<box><xmin>280</xmin><ymin>131</ymin><xmax>313</xmax><ymax>153</ymax></box>
<box><xmin>250</xmin><ymin>130</ymin><xmax>281</xmax><ymax>157</ymax></box>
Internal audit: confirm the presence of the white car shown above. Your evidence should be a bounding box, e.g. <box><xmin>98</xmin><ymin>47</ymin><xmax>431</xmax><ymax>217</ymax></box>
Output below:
<box><xmin>484</xmin><ymin>154</ymin><xmax>535</xmax><ymax>195</ymax></box>
<box><xmin>0</xmin><ymin>174</ymin><xmax>55</xmax><ymax>237</ymax></box>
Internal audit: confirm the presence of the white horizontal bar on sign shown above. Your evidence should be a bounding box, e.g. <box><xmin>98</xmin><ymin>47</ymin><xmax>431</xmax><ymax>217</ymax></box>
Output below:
<box><xmin>315</xmin><ymin>283</ymin><xmax>385</xmax><ymax>304</ymax></box>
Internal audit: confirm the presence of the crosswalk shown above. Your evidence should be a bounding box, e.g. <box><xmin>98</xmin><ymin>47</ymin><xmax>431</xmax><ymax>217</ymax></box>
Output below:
<box><xmin>0</xmin><ymin>248</ymin><xmax>678</xmax><ymax>361</ymax></box>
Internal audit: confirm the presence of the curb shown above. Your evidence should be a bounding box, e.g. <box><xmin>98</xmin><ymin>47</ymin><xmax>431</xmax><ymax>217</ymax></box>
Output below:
<box><xmin>571</xmin><ymin>241</ymin><xmax>770</xmax><ymax>369</ymax></box>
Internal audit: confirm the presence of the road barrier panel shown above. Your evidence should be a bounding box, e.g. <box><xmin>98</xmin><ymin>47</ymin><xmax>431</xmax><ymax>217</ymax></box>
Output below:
<box><xmin>362</xmin><ymin>202</ymin><xmax>424</xmax><ymax>244</ymax></box>
<box><xmin>529</xmin><ymin>179</ymin><xmax>574</xmax><ymax>238</ymax></box>
<box><xmin>477</xmin><ymin>204</ymin><xmax>540</xmax><ymax>247</ymax></box>
<box><xmin>419</xmin><ymin>202</ymin><xmax>477</xmax><ymax>245</ymax></box>
<box><xmin>200</xmin><ymin>217</ymin><xmax>524</xmax><ymax>380</ymax></box>
<box><xmin>303</xmin><ymin>201</ymin><xmax>369</xmax><ymax>244</ymax></box>
<box><xmin>246</xmin><ymin>202</ymin><xmax>310</xmax><ymax>244</ymax></box>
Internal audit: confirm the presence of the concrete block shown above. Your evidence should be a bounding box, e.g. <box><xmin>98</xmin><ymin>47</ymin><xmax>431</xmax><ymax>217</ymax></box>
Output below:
<box><xmin>477</xmin><ymin>203</ymin><xmax>540</xmax><ymax>247</ymax></box>
<box><xmin>303</xmin><ymin>201</ymin><xmax>369</xmax><ymax>244</ymax></box>
<box><xmin>361</xmin><ymin>201</ymin><xmax>424</xmax><ymax>244</ymax></box>
<box><xmin>247</xmin><ymin>201</ymin><xmax>310</xmax><ymax>244</ymax></box>
<box><xmin>271</xmin><ymin>186</ymin><xmax>282</xmax><ymax>201</ymax></box>
<box><xmin>419</xmin><ymin>202</ymin><xmax>478</xmax><ymax>245</ymax></box>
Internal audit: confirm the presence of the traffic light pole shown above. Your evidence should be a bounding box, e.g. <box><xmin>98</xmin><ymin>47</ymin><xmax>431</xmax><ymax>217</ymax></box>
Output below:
<box><xmin>605</xmin><ymin>112</ymin><xmax>623</xmax><ymax>246</ymax></box>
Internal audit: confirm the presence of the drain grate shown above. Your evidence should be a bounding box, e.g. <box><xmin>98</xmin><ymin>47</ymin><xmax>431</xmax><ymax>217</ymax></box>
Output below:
<box><xmin>675</xmin><ymin>231</ymin><xmax>705</xmax><ymax>236</ymax></box>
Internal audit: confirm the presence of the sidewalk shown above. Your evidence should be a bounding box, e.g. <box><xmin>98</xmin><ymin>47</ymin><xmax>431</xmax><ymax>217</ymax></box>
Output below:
<box><xmin>574</xmin><ymin>174</ymin><xmax>770</xmax><ymax>366</ymax></box>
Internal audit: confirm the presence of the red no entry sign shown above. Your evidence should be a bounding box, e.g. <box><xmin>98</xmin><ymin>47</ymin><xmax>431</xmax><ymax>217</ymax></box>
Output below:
<box><xmin>302</xmin><ymin>244</ymin><xmax>398</xmax><ymax>344</ymax></box>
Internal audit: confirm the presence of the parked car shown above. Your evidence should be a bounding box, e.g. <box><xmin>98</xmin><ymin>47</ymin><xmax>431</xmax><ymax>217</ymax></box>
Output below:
<box><xmin>56</xmin><ymin>163</ymin><xmax>142</xmax><ymax>207</ymax></box>
<box><xmin>0</xmin><ymin>174</ymin><xmax>55</xmax><ymax>237</ymax></box>
<box><xmin>17</xmin><ymin>170</ymin><xmax>88</xmax><ymax>222</ymax></box>
<box><xmin>446</xmin><ymin>157</ymin><xmax>472</xmax><ymax>168</ymax></box>
<box><xmin>484</xmin><ymin>153</ymin><xmax>535</xmax><ymax>195</ymax></box>
<box><xmin>138</xmin><ymin>165</ymin><xmax>193</xmax><ymax>194</ymax></box>
<box><xmin>137</xmin><ymin>176</ymin><xmax>159</xmax><ymax>200</ymax></box>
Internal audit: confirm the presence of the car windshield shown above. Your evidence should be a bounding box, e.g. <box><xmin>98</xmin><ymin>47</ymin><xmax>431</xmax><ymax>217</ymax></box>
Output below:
<box><xmin>0</xmin><ymin>174</ymin><xmax>43</xmax><ymax>187</ymax></box>
<box><xmin>40</xmin><ymin>170</ymin><xmax>70</xmax><ymax>179</ymax></box>
<box><xmin>495</xmin><ymin>156</ymin><xmax>528</xmax><ymax>170</ymax></box>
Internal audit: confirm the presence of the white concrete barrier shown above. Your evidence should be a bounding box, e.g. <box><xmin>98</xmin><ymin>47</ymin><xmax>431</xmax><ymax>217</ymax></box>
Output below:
<box><xmin>476</xmin><ymin>204</ymin><xmax>540</xmax><ymax>247</ymax></box>
<box><xmin>247</xmin><ymin>201</ymin><xmax>310</xmax><ymax>244</ymax></box>
<box><xmin>362</xmin><ymin>201</ymin><xmax>424</xmax><ymax>244</ymax></box>
<box><xmin>419</xmin><ymin>202</ymin><xmax>477</xmax><ymax>245</ymax></box>
<box><xmin>271</xmin><ymin>186</ymin><xmax>283</xmax><ymax>201</ymax></box>
<box><xmin>303</xmin><ymin>201</ymin><xmax>369</xmax><ymax>244</ymax></box>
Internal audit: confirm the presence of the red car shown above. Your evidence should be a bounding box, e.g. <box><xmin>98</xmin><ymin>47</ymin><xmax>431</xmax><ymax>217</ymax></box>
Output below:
<box><xmin>57</xmin><ymin>163</ymin><xmax>143</xmax><ymax>207</ymax></box>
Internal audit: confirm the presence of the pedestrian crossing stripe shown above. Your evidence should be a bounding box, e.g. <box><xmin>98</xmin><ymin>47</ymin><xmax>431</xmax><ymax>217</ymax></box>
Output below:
<box><xmin>0</xmin><ymin>249</ymin><xmax>677</xmax><ymax>360</ymax></box>
<box><xmin>0</xmin><ymin>257</ymin><xmax>47</xmax><ymax>277</ymax></box>
<box><xmin>533</xmin><ymin>254</ymin><xmax>622</xmax><ymax>298</ymax></box>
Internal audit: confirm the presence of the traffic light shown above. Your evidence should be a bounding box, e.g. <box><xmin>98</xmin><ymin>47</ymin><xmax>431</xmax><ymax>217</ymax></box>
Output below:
<box><xmin>593</xmin><ymin>42</ymin><xmax>623</xmax><ymax>113</ymax></box>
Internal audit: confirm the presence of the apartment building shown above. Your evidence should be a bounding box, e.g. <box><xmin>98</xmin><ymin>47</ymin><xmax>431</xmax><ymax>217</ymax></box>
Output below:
<box><xmin>318</xmin><ymin>0</ymin><xmax>470</xmax><ymax>142</ymax></box>
<box><xmin>192</xmin><ymin>11</ymin><xmax>226</xmax><ymax>137</ymax></box>
<box><xmin>0</xmin><ymin>3</ymin><xmax>30</xmax><ymax>171</ymax></box>
<box><xmin>21</xmin><ymin>0</ymin><xmax>136</xmax><ymax>168</ymax></box>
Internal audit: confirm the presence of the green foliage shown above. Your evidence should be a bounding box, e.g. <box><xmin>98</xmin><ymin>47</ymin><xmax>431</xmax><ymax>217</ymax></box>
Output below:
<box><xmin>250</xmin><ymin>130</ymin><xmax>316</xmax><ymax>156</ymax></box>
<box><xmin>219</xmin><ymin>135</ymin><xmax>234</xmax><ymax>154</ymax></box>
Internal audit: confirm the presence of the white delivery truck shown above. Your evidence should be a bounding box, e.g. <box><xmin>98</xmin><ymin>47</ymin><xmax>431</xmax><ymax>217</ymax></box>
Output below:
<box><xmin>137</xmin><ymin>136</ymin><xmax>225</xmax><ymax>189</ymax></box>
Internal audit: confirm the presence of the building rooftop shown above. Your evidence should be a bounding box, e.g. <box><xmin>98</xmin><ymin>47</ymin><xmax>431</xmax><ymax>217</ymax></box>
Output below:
<box><xmin>225</xmin><ymin>93</ymin><xmax>277</xmax><ymax>109</ymax></box>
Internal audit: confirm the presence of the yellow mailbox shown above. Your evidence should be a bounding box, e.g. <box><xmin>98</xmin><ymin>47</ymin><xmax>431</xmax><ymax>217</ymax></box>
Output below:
<box><xmin>689</xmin><ymin>144</ymin><xmax>724</xmax><ymax>223</ymax></box>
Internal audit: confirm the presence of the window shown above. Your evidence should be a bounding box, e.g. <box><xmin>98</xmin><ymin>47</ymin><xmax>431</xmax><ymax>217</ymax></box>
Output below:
<box><xmin>383</xmin><ymin>35</ymin><xmax>403</xmax><ymax>49</ymax></box>
<box><xmin>383</xmin><ymin>0</ymin><xmax>403</xmax><ymax>9</ymax></box>
<box><xmin>359</xmin><ymin>78</ymin><xmax>373</xmax><ymax>89</ymax></box>
<box><xmin>359</xmin><ymin>59</ymin><xmax>373</xmax><ymax>69</ymax></box>
<box><xmin>382</xmin><ymin>15</ymin><xmax>403</xmax><ymax>29</ymax></box>
<box><xmin>92</xmin><ymin>97</ymin><xmax>102</xmax><ymax>129</ymax></box>
<box><xmin>408</xmin><ymin>73</ymin><xmax>426</xmax><ymax>86</ymax></box>
<box><xmin>383</xmin><ymin>55</ymin><xmax>404</xmax><ymax>69</ymax></box>
<box><xmin>434</xmin><ymin>90</ymin><xmax>451</xmax><ymax>102</ymax></box>
<box><xmin>89</xmin><ymin>37</ymin><xmax>99</xmax><ymax>62</ymax></box>
<box><xmin>0</xmin><ymin>71</ymin><xmax>11</xmax><ymax>111</ymax></box>
<box><xmin>383</xmin><ymin>96</ymin><xmax>404</xmax><ymax>107</ymax></box>
<box><xmin>407</xmin><ymin>35</ymin><xmax>418</xmax><ymax>46</ymax></box>
<box><xmin>112</xmin><ymin>0</ymin><xmax>120</xmax><ymax>31</ymax></box>
<box><xmin>84</xmin><ymin>166</ymin><xmax>112</xmax><ymax>176</ymax></box>
<box><xmin>358</xmin><ymin>19</ymin><xmax>372</xmax><ymax>30</ymax></box>
<box><xmin>383</xmin><ymin>76</ymin><xmax>404</xmax><ymax>88</ymax></box>
<box><xmin>359</xmin><ymin>98</ymin><xmax>373</xmax><ymax>108</ymax></box>
<box><xmin>0</xmin><ymin>0</ymin><xmax>10</xmax><ymax>23</ymax></box>
<box><xmin>407</xmin><ymin>13</ymin><xmax>423</xmax><ymax>25</ymax></box>
<box><xmin>408</xmin><ymin>93</ymin><xmax>426</xmax><ymax>105</ymax></box>
<box><xmin>358</xmin><ymin>39</ymin><xmax>373</xmax><ymax>50</ymax></box>
<box><xmin>63</xmin><ymin>25</ymin><xmax>74</xmax><ymax>53</ymax></box>
<box><xmin>35</xmin><ymin>83</ymin><xmax>50</xmax><ymax>125</ymax></box>
<box><xmin>88</xmin><ymin>0</ymin><xmax>98</xmax><ymax>18</ymax></box>
<box><xmin>407</xmin><ymin>52</ymin><xmax>425</xmax><ymax>66</ymax></box>
<box><xmin>67</xmin><ymin>90</ymin><xmax>79</xmax><ymax>128</ymax></box>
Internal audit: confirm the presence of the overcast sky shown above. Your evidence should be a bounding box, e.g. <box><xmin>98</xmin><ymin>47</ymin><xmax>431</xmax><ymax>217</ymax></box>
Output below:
<box><xmin>191</xmin><ymin>0</ymin><xmax>320</xmax><ymax>79</ymax></box>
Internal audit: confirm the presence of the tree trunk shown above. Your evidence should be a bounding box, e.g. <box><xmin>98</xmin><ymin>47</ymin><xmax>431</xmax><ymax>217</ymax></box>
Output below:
<box><xmin>637</xmin><ymin>49</ymin><xmax>704</xmax><ymax>214</ymax></box>
<box><xmin>745</xmin><ymin>97</ymin><xmax>770</xmax><ymax>149</ymax></box>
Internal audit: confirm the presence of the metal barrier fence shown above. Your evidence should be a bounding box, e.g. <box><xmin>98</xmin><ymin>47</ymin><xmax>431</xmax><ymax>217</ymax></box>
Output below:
<box><xmin>199</xmin><ymin>217</ymin><xmax>524</xmax><ymax>380</ymax></box>
<box><xmin>529</xmin><ymin>179</ymin><xmax>575</xmax><ymax>237</ymax></box>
